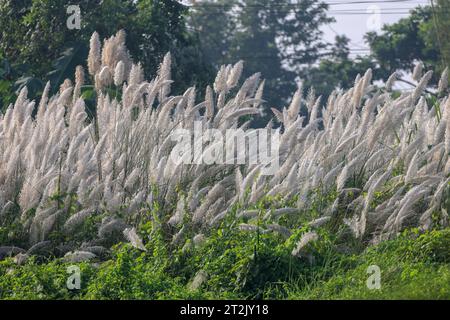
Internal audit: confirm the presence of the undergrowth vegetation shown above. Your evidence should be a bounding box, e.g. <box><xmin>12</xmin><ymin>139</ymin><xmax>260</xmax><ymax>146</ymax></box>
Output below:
<box><xmin>0</xmin><ymin>31</ymin><xmax>449</xmax><ymax>299</ymax></box>
<box><xmin>0</xmin><ymin>226</ymin><xmax>448</xmax><ymax>299</ymax></box>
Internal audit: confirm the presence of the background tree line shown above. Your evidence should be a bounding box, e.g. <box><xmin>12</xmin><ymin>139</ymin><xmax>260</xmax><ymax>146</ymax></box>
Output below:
<box><xmin>0</xmin><ymin>0</ymin><xmax>449</xmax><ymax>118</ymax></box>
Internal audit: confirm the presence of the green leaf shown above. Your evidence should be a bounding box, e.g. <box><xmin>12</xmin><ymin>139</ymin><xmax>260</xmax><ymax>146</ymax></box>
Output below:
<box><xmin>14</xmin><ymin>76</ymin><xmax>44</xmax><ymax>96</ymax></box>
<box><xmin>46</xmin><ymin>42</ymin><xmax>88</xmax><ymax>93</ymax></box>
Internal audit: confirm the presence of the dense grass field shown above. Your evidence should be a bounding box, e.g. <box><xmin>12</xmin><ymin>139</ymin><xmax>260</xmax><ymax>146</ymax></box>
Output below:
<box><xmin>1</xmin><ymin>31</ymin><xmax>449</xmax><ymax>300</ymax></box>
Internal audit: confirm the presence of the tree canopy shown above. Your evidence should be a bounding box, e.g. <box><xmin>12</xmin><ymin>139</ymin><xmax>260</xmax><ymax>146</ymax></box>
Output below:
<box><xmin>0</xmin><ymin>0</ymin><xmax>213</xmax><ymax>110</ymax></box>
<box><xmin>190</xmin><ymin>0</ymin><xmax>333</xmax><ymax>121</ymax></box>
<box><xmin>0</xmin><ymin>0</ymin><xmax>448</xmax><ymax>113</ymax></box>
<box><xmin>303</xmin><ymin>2</ymin><xmax>449</xmax><ymax>98</ymax></box>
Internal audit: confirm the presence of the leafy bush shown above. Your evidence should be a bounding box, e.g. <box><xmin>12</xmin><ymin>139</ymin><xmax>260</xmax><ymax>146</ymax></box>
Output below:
<box><xmin>0</xmin><ymin>227</ymin><xmax>448</xmax><ymax>299</ymax></box>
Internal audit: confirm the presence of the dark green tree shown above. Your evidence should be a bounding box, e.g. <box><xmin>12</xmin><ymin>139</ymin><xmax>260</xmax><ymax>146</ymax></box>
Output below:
<box><xmin>305</xmin><ymin>3</ymin><xmax>450</xmax><ymax>99</ymax></box>
<box><xmin>302</xmin><ymin>36</ymin><xmax>380</xmax><ymax>98</ymax></box>
<box><xmin>0</xmin><ymin>0</ymin><xmax>213</xmax><ymax>110</ymax></box>
<box><xmin>190</xmin><ymin>0</ymin><xmax>333</xmax><ymax>119</ymax></box>
<box><xmin>366</xmin><ymin>3</ymin><xmax>449</xmax><ymax>85</ymax></box>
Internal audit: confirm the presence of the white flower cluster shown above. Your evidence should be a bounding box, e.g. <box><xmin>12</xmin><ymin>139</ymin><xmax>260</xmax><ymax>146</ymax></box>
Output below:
<box><xmin>0</xmin><ymin>31</ymin><xmax>449</xmax><ymax>251</ymax></box>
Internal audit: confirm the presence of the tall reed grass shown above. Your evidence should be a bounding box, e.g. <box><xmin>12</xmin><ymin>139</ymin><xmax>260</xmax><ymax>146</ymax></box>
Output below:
<box><xmin>0</xmin><ymin>31</ymin><xmax>449</xmax><ymax>255</ymax></box>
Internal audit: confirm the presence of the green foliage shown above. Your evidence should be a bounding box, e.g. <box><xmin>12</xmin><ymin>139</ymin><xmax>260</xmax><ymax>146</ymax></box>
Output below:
<box><xmin>191</xmin><ymin>0</ymin><xmax>333</xmax><ymax>124</ymax></box>
<box><xmin>46</xmin><ymin>44</ymin><xmax>88</xmax><ymax>94</ymax></box>
<box><xmin>0</xmin><ymin>0</ymin><xmax>213</xmax><ymax>110</ymax></box>
<box><xmin>0</xmin><ymin>56</ymin><xmax>43</xmax><ymax>112</ymax></box>
<box><xmin>302</xmin><ymin>36</ymin><xmax>382</xmax><ymax>98</ymax></box>
<box><xmin>0</xmin><ymin>181</ymin><xmax>448</xmax><ymax>300</ymax></box>
<box><xmin>366</xmin><ymin>7</ymin><xmax>440</xmax><ymax>77</ymax></box>
<box><xmin>366</xmin><ymin>4</ymin><xmax>449</xmax><ymax>85</ymax></box>
<box><xmin>304</xmin><ymin>3</ymin><xmax>450</xmax><ymax>99</ymax></box>
<box><xmin>0</xmin><ymin>225</ymin><xmax>448</xmax><ymax>299</ymax></box>
<box><xmin>0</xmin><ymin>257</ymin><xmax>95</xmax><ymax>299</ymax></box>
<box><xmin>280</xmin><ymin>228</ymin><xmax>450</xmax><ymax>299</ymax></box>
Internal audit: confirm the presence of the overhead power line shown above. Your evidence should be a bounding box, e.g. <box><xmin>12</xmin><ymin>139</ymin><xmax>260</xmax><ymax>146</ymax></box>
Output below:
<box><xmin>188</xmin><ymin>0</ymin><xmax>427</xmax><ymax>8</ymax></box>
<box><xmin>189</xmin><ymin>1</ymin><xmax>431</xmax><ymax>14</ymax></box>
<box><xmin>191</xmin><ymin>10</ymin><xmax>436</xmax><ymax>16</ymax></box>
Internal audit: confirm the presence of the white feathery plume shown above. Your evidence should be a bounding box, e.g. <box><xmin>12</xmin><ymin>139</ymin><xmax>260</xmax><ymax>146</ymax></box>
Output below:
<box><xmin>412</xmin><ymin>61</ymin><xmax>424</xmax><ymax>82</ymax></box>
<box><xmin>87</xmin><ymin>32</ymin><xmax>101</xmax><ymax>76</ymax></box>
<box><xmin>123</xmin><ymin>227</ymin><xmax>147</xmax><ymax>251</ymax></box>
<box><xmin>238</xmin><ymin>223</ymin><xmax>264</xmax><ymax>232</ymax></box>
<box><xmin>412</xmin><ymin>71</ymin><xmax>433</xmax><ymax>102</ymax></box>
<box><xmin>227</xmin><ymin>61</ymin><xmax>244</xmax><ymax>89</ymax></box>
<box><xmin>114</xmin><ymin>61</ymin><xmax>125</xmax><ymax>86</ymax></box>
<box><xmin>168</xmin><ymin>196</ymin><xmax>185</xmax><ymax>226</ymax></box>
<box><xmin>405</xmin><ymin>151</ymin><xmax>420</xmax><ymax>183</ymax></box>
<box><xmin>385</xmin><ymin>72</ymin><xmax>398</xmax><ymax>91</ymax></box>
<box><xmin>264</xmin><ymin>207</ymin><xmax>298</xmax><ymax>220</ymax></box>
<box><xmin>64</xmin><ymin>209</ymin><xmax>96</xmax><ymax>233</ymax></box>
<box><xmin>438</xmin><ymin>67</ymin><xmax>448</xmax><ymax>95</ymax></box>
<box><xmin>1</xmin><ymin>31</ymin><xmax>449</xmax><ymax>254</ymax></box>
<box><xmin>266</xmin><ymin>224</ymin><xmax>291</xmax><ymax>238</ymax></box>
<box><xmin>288</xmin><ymin>87</ymin><xmax>302</xmax><ymax>119</ymax></box>
<box><xmin>292</xmin><ymin>231</ymin><xmax>318</xmax><ymax>257</ymax></box>
<box><xmin>64</xmin><ymin>251</ymin><xmax>97</xmax><ymax>263</ymax></box>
